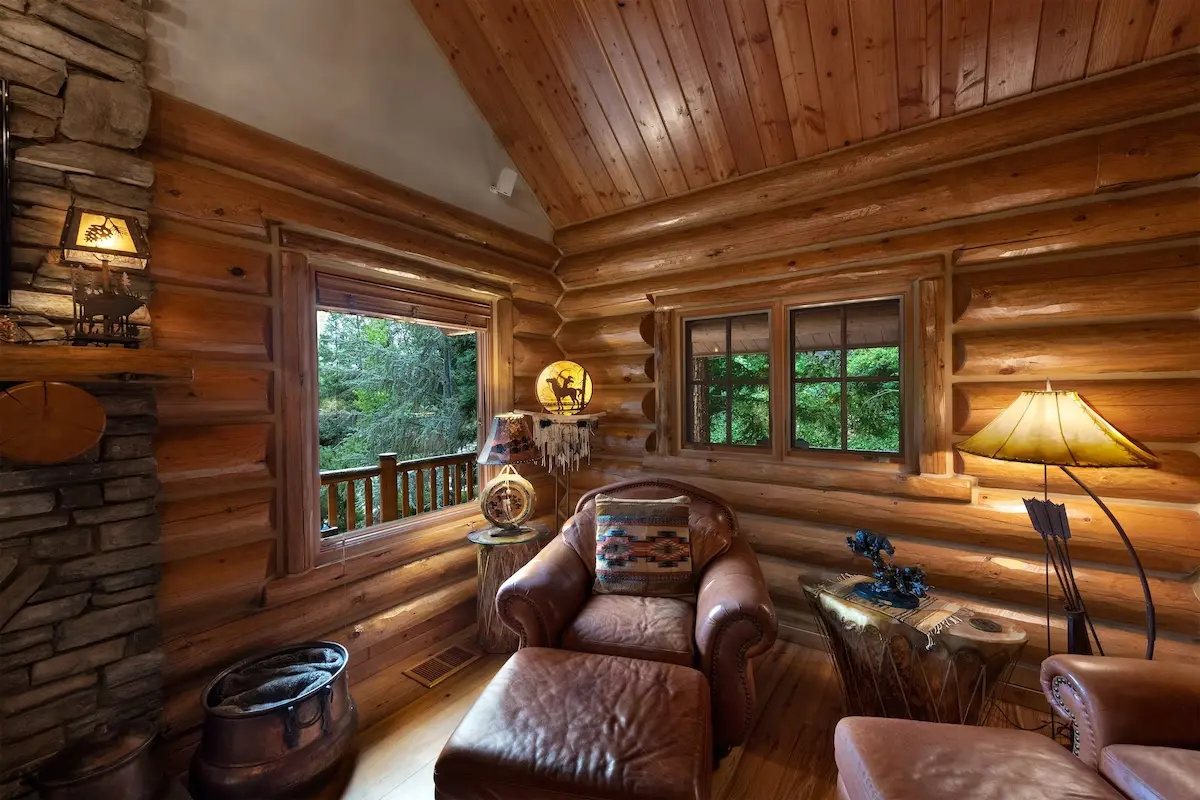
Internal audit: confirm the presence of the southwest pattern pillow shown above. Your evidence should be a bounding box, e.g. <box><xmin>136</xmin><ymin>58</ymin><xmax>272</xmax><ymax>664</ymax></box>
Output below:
<box><xmin>593</xmin><ymin>494</ymin><xmax>694</xmax><ymax>597</ymax></box>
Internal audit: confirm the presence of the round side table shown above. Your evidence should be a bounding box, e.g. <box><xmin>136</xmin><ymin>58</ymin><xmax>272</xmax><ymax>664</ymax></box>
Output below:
<box><xmin>469</xmin><ymin>522</ymin><xmax>553</xmax><ymax>653</ymax></box>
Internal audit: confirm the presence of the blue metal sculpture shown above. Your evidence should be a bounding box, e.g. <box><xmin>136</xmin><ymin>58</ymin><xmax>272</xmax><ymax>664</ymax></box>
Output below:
<box><xmin>847</xmin><ymin>529</ymin><xmax>929</xmax><ymax>609</ymax></box>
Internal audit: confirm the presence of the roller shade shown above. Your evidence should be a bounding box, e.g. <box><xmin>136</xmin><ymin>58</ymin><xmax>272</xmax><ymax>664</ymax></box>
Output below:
<box><xmin>316</xmin><ymin>273</ymin><xmax>490</xmax><ymax>330</ymax></box>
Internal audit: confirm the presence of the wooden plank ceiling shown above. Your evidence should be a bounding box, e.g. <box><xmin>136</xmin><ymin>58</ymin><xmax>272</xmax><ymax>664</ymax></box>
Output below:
<box><xmin>413</xmin><ymin>0</ymin><xmax>1199</xmax><ymax>229</ymax></box>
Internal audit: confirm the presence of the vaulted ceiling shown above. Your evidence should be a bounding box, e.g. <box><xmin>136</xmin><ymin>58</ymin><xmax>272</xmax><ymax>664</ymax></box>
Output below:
<box><xmin>413</xmin><ymin>0</ymin><xmax>1199</xmax><ymax>230</ymax></box>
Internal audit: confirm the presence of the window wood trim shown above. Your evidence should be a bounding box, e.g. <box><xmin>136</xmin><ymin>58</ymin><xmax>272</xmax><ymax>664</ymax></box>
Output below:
<box><xmin>278</xmin><ymin>252</ymin><xmax>508</xmax><ymax>579</ymax></box>
<box><xmin>651</xmin><ymin>270</ymin><xmax>970</xmax><ymax>501</ymax></box>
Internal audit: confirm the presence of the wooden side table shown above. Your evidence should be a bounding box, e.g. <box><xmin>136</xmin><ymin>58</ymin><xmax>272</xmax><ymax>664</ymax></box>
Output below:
<box><xmin>469</xmin><ymin>523</ymin><xmax>553</xmax><ymax>653</ymax></box>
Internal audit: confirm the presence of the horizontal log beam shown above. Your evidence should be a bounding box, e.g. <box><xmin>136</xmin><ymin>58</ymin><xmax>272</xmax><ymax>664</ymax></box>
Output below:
<box><xmin>953</xmin><ymin>379</ymin><xmax>1200</xmax><ymax>441</ymax></box>
<box><xmin>160</xmin><ymin>488</ymin><xmax>276</xmax><ymax>564</ymax></box>
<box><xmin>574</xmin><ymin>353</ymin><xmax>654</xmax><ymax>384</ymax></box>
<box><xmin>0</xmin><ymin>344</ymin><xmax>195</xmax><ymax>383</ymax></box>
<box><xmin>512</xmin><ymin>299</ymin><xmax>562</xmax><ymax>337</ymax></box>
<box><xmin>953</xmin><ymin>319</ymin><xmax>1200</xmax><ymax>377</ymax></box>
<box><xmin>149</xmin><ymin>90</ymin><xmax>558</xmax><ymax>267</ymax></box>
<box><xmin>745</xmin><ymin>514</ymin><xmax>1197</xmax><ymax>636</ymax></box>
<box><xmin>557</xmin><ymin>185</ymin><xmax>1200</xmax><ymax>313</ymax></box>
<box><xmin>151</xmin><ymin>224</ymin><xmax>273</xmax><ymax>296</ymax></box>
<box><xmin>954</xmin><ymin>241</ymin><xmax>1200</xmax><ymax>326</ymax></box>
<box><xmin>554</xmin><ymin>51</ymin><xmax>1200</xmax><ymax>253</ymax></box>
<box><xmin>163</xmin><ymin>544</ymin><xmax>476</xmax><ymax>683</ymax></box>
<box><xmin>654</xmin><ymin>257</ymin><xmax>944</xmax><ymax>311</ymax></box>
<box><xmin>958</xmin><ymin>450</ymin><xmax>1200</xmax><ymax>505</ymax></box>
<box><xmin>557</xmin><ymin>312</ymin><xmax>654</xmax><ymax>355</ymax></box>
<box><xmin>149</xmin><ymin>155</ymin><xmax>561</xmax><ymax>297</ymax></box>
<box><xmin>280</xmin><ymin>229</ymin><xmax>511</xmax><ymax>298</ymax></box>
<box><xmin>556</xmin><ymin>113</ymin><xmax>1200</xmax><ymax>285</ymax></box>
<box><xmin>642</xmin><ymin>454</ymin><xmax>973</xmax><ymax>502</ymax></box>
<box><xmin>513</xmin><ymin>334</ymin><xmax>563</xmax><ymax>377</ymax></box>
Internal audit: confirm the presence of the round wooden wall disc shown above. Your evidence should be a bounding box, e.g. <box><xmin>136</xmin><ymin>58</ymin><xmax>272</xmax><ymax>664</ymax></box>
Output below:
<box><xmin>0</xmin><ymin>382</ymin><xmax>107</xmax><ymax>465</ymax></box>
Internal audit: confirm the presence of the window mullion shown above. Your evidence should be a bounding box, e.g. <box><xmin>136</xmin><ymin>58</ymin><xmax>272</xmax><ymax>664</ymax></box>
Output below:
<box><xmin>725</xmin><ymin>318</ymin><xmax>733</xmax><ymax>445</ymax></box>
<box><xmin>840</xmin><ymin>306</ymin><xmax>848</xmax><ymax>451</ymax></box>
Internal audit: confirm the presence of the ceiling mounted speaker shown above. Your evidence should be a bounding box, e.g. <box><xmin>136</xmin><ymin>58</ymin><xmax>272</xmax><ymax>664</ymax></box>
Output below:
<box><xmin>490</xmin><ymin>167</ymin><xmax>518</xmax><ymax>198</ymax></box>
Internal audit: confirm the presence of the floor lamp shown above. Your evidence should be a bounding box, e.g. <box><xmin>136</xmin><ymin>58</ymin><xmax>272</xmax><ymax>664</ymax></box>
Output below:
<box><xmin>955</xmin><ymin>384</ymin><xmax>1158</xmax><ymax>659</ymax></box>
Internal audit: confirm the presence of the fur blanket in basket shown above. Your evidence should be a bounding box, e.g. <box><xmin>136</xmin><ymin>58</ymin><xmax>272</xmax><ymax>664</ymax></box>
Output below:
<box><xmin>214</xmin><ymin>647</ymin><xmax>345</xmax><ymax>713</ymax></box>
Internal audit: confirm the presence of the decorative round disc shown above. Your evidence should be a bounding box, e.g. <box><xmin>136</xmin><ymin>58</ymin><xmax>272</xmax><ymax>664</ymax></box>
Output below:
<box><xmin>535</xmin><ymin>360</ymin><xmax>593</xmax><ymax>416</ymax></box>
<box><xmin>0</xmin><ymin>382</ymin><xmax>107</xmax><ymax>465</ymax></box>
<box><xmin>480</xmin><ymin>470</ymin><xmax>536</xmax><ymax>528</ymax></box>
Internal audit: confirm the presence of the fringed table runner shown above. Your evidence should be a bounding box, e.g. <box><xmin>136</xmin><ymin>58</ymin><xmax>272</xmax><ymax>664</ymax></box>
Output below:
<box><xmin>819</xmin><ymin>574</ymin><xmax>965</xmax><ymax>649</ymax></box>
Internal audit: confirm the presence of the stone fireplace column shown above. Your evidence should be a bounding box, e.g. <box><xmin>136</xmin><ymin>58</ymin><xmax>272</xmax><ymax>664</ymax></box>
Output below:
<box><xmin>0</xmin><ymin>2</ymin><xmax>161</xmax><ymax>797</ymax></box>
<box><xmin>1</xmin><ymin>386</ymin><xmax>163</xmax><ymax>797</ymax></box>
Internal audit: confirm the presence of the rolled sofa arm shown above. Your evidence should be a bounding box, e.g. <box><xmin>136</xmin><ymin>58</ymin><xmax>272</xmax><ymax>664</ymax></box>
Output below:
<box><xmin>695</xmin><ymin>537</ymin><xmax>778</xmax><ymax>752</ymax></box>
<box><xmin>1041</xmin><ymin>654</ymin><xmax>1200</xmax><ymax>767</ymax></box>
<box><xmin>496</xmin><ymin>534</ymin><xmax>590</xmax><ymax>648</ymax></box>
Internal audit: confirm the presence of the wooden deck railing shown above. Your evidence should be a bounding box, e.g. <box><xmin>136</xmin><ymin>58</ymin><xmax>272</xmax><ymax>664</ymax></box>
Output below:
<box><xmin>320</xmin><ymin>451</ymin><xmax>479</xmax><ymax>536</ymax></box>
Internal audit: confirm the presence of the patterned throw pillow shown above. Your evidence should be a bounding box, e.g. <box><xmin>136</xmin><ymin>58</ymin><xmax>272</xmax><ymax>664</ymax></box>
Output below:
<box><xmin>593</xmin><ymin>494</ymin><xmax>694</xmax><ymax>598</ymax></box>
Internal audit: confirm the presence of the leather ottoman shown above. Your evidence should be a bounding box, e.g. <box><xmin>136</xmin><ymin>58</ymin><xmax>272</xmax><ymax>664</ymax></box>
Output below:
<box><xmin>434</xmin><ymin>648</ymin><xmax>712</xmax><ymax>800</ymax></box>
<box><xmin>835</xmin><ymin>717</ymin><xmax>1124</xmax><ymax>799</ymax></box>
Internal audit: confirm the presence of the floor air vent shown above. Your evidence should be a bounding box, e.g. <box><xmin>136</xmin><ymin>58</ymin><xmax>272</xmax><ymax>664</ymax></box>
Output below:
<box><xmin>404</xmin><ymin>644</ymin><xmax>480</xmax><ymax>688</ymax></box>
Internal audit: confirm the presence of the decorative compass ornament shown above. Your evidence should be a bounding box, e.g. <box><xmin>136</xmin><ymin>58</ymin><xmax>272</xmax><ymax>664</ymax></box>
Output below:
<box><xmin>476</xmin><ymin>413</ymin><xmax>540</xmax><ymax>533</ymax></box>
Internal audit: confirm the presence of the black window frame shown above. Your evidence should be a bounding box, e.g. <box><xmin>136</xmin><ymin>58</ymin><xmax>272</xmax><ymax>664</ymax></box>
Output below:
<box><xmin>790</xmin><ymin>298</ymin><xmax>904</xmax><ymax>456</ymax></box>
<box><xmin>683</xmin><ymin>311</ymin><xmax>772</xmax><ymax>449</ymax></box>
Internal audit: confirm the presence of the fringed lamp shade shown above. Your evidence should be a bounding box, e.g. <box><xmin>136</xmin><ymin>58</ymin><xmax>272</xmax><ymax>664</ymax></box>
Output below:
<box><xmin>477</xmin><ymin>412</ymin><xmax>539</xmax><ymax>466</ymax></box>
<box><xmin>956</xmin><ymin>390</ymin><xmax>1157</xmax><ymax>468</ymax></box>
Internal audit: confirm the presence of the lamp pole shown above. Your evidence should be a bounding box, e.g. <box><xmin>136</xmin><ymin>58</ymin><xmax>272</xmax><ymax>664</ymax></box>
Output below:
<box><xmin>1059</xmin><ymin>466</ymin><xmax>1156</xmax><ymax>660</ymax></box>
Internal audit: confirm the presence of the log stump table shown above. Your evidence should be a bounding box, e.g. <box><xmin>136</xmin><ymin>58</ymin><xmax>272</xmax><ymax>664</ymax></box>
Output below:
<box><xmin>469</xmin><ymin>523</ymin><xmax>553</xmax><ymax>653</ymax></box>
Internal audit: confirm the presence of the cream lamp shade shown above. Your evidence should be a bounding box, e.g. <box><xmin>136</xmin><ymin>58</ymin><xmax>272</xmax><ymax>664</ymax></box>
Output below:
<box><xmin>956</xmin><ymin>389</ymin><xmax>1156</xmax><ymax>468</ymax></box>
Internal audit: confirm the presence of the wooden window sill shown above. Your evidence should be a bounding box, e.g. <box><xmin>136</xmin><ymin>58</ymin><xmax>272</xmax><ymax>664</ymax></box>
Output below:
<box><xmin>262</xmin><ymin>506</ymin><xmax>483</xmax><ymax>607</ymax></box>
<box><xmin>642</xmin><ymin>453</ymin><xmax>973</xmax><ymax>503</ymax></box>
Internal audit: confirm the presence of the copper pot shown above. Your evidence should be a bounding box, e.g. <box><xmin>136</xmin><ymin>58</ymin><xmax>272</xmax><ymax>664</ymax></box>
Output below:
<box><xmin>34</xmin><ymin>722</ymin><xmax>164</xmax><ymax>800</ymax></box>
<box><xmin>189</xmin><ymin>641</ymin><xmax>357</xmax><ymax>800</ymax></box>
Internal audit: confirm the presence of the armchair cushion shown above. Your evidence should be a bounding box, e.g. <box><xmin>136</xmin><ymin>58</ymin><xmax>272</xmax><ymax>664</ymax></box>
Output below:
<box><xmin>562</xmin><ymin>595</ymin><xmax>695</xmax><ymax>668</ymax></box>
<box><xmin>593</xmin><ymin>494</ymin><xmax>695</xmax><ymax>597</ymax></box>
<box><xmin>1100</xmin><ymin>746</ymin><xmax>1200</xmax><ymax>800</ymax></box>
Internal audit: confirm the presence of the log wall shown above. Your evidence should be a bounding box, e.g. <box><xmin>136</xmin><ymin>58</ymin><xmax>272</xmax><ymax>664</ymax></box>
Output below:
<box><xmin>142</xmin><ymin>101</ymin><xmax>557</xmax><ymax>767</ymax></box>
<box><xmin>555</xmin><ymin>57</ymin><xmax>1200</xmax><ymax>705</ymax></box>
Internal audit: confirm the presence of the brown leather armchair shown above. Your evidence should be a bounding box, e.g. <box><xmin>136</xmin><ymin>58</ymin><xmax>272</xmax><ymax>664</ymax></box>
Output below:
<box><xmin>1042</xmin><ymin>655</ymin><xmax>1200</xmax><ymax>800</ymax></box>
<box><xmin>496</xmin><ymin>479</ymin><xmax>777</xmax><ymax>755</ymax></box>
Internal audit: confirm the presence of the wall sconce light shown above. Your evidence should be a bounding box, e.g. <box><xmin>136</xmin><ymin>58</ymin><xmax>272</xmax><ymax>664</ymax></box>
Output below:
<box><xmin>59</xmin><ymin>207</ymin><xmax>150</xmax><ymax>348</ymax></box>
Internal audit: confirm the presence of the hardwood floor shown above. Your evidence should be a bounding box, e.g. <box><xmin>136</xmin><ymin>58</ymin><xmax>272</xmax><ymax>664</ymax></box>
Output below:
<box><xmin>320</xmin><ymin>639</ymin><xmax>1053</xmax><ymax>800</ymax></box>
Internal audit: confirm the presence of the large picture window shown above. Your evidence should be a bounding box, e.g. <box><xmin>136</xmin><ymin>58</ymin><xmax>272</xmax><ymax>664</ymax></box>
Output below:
<box><xmin>684</xmin><ymin>312</ymin><xmax>771</xmax><ymax>448</ymax></box>
<box><xmin>312</xmin><ymin>273</ymin><xmax>490</xmax><ymax>546</ymax></box>
<box><xmin>791</xmin><ymin>299</ymin><xmax>902</xmax><ymax>454</ymax></box>
<box><xmin>317</xmin><ymin>310</ymin><xmax>480</xmax><ymax>537</ymax></box>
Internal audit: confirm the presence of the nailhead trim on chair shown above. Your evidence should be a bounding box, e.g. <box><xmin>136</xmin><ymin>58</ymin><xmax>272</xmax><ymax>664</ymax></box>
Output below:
<box><xmin>1051</xmin><ymin>676</ymin><xmax>1084</xmax><ymax>756</ymax></box>
<box><xmin>708</xmin><ymin>612</ymin><xmax>765</xmax><ymax>750</ymax></box>
<box><xmin>497</xmin><ymin>593</ymin><xmax>546</xmax><ymax>648</ymax></box>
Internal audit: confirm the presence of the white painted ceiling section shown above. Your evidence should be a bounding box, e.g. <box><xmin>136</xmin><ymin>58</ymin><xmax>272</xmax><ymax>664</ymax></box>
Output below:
<box><xmin>146</xmin><ymin>0</ymin><xmax>554</xmax><ymax>241</ymax></box>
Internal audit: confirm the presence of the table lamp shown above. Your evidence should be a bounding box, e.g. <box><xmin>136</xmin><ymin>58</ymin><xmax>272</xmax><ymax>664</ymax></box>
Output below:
<box><xmin>477</xmin><ymin>412</ymin><xmax>540</xmax><ymax>533</ymax></box>
<box><xmin>955</xmin><ymin>382</ymin><xmax>1158</xmax><ymax>659</ymax></box>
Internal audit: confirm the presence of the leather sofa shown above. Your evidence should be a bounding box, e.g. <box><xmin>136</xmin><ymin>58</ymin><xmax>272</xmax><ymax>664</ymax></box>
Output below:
<box><xmin>496</xmin><ymin>479</ymin><xmax>777</xmax><ymax>755</ymax></box>
<box><xmin>1042</xmin><ymin>655</ymin><xmax>1200</xmax><ymax>799</ymax></box>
